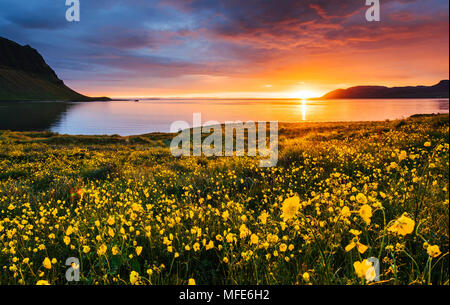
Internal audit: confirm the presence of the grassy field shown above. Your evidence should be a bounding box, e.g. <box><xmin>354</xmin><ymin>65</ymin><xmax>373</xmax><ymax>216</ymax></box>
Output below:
<box><xmin>0</xmin><ymin>114</ymin><xmax>448</xmax><ymax>285</ymax></box>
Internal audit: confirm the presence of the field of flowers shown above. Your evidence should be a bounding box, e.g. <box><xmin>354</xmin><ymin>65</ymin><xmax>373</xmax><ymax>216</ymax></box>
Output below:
<box><xmin>0</xmin><ymin>114</ymin><xmax>448</xmax><ymax>285</ymax></box>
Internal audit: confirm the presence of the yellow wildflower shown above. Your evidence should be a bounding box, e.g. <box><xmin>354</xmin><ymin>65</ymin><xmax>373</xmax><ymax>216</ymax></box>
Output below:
<box><xmin>42</xmin><ymin>257</ymin><xmax>51</xmax><ymax>269</ymax></box>
<box><xmin>349</xmin><ymin>229</ymin><xmax>362</xmax><ymax>236</ymax></box>
<box><xmin>427</xmin><ymin>245</ymin><xmax>441</xmax><ymax>258</ymax></box>
<box><xmin>107</xmin><ymin>216</ymin><xmax>115</xmax><ymax>226</ymax></box>
<box><xmin>341</xmin><ymin>206</ymin><xmax>351</xmax><ymax>218</ymax></box>
<box><xmin>353</xmin><ymin>259</ymin><xmax>375</xmax><ymax>282</ymax></box>
<box><xmin>66</xmin><ymin>225</ymin><xmax>74</xmax><ymax>236</ymax></box>
<box><xmin>258</xmin><ymin>211</ymin><xmax>269</xmax><ymax>224</ymax></box>
<box><xmin>398</xmin><ymin>150</ymin><xmax>407</xmax><ymax>162</ymax></box>
<box><xmin>63</xmin><ymin>236</ymin><xmax>71</xmax><ymax>245</ymax></box>
<box><xmin>388</xmin><ymin>213</ymin><xmax>415</xmax><ymax>236</ymax></box>
<box><xmin>222</xmin><ymin>210</ymin><xmax>229</xmax><ymax>221</ymax></box>
<box><xmin>356</xmin><ymin>193</ymin><xmax>368</xmax><ymax>204</ymax></box>
<box><xmin>281</xmin><ymin>195</ymin><xmax>300</xmax><ymax>221</ymax></box>
<box><xmin>97</xmin><ymin>244</ymin><xmax>107</xmax><ymax>256</ymax></box>
<box><xmin>345</xmin><ymin>237</ymin><xmax>368</xmax><ymax>254</ymax></box>
<box><xmin>359</xmin><ymin>204</ymin><xmax>372</xmax><ymax>225</ymax></box>
<box><xmin>193</xmin><ymin>242</ymin><xmax>200</xmax><ymax>252</ymax></box>
<box><xmin>302</xmin><ymin>272</ymin><xmax>310</xmax><ymax>282</ymax></box>
<box><xmin>205</xmin><ymin>240</ymin><xmax>214</xmax><ymax>250</ymax></box>
<box><xmin>130</xmin><ymin>271</ymin><xmax>139</xmax><ymax>285</ymax></box>
<box><xmin>250</xmin><ymin>234</ymin><xmax>259</xmax><ymax>245</ymax></box>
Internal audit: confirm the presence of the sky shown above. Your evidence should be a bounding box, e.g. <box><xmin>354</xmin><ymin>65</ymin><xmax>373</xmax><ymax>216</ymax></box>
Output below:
<box><xmin>0</xmin><ymin>0</ymin><xmax>448</xmax><ymax>98</ymax></box>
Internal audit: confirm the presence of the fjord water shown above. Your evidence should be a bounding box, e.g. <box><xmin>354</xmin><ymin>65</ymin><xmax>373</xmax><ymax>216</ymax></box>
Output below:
<box><xmin>0</xmin><ymin>98</ymin><xmax>448</xmax><ymax>136</ymax></box>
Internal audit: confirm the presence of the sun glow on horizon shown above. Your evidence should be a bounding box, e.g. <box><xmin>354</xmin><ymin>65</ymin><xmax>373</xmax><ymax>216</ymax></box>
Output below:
<box><xmin>291</xmin><ymin>90</ymin><xmax>322</xmax><ymax>100</ymax></box>
<box><xmin>99</xmin><ymin>89</ymin><xmax>326</xmax><ymax>100</ymax></box>
<box><xmin>77</xmin><ymin>81</ymin><xmax>330</xmax><ymax>100</ymax></box>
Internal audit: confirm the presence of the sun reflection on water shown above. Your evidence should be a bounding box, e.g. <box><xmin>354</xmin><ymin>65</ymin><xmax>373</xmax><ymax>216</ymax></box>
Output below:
<box><xmin>301</xmin><ymin>99</ymin><xmax>307</xmax><ymax>121</ymax></box>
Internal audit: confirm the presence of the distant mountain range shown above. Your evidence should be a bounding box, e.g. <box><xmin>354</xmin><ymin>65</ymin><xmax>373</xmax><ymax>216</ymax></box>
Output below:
<box><xmin>320</xmin><ymin>80</ymin><xmax>449</xmax><ymax>99</ymax></box>
<box><xmin>0</xmin><ymin>36</ymin><xmax>109</xmax><ymax>101</ymax></box>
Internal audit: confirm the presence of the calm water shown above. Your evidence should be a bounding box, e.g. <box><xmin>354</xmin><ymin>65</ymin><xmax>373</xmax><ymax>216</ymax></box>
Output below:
<box><xmin>0</xmin><ymin>99</ymin><xmax>448</xmax><ymax>136</ymax></box>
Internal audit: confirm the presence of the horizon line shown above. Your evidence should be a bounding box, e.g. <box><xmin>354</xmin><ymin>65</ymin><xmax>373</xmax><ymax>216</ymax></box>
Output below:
<box><xmin>108</xmin><ymin>97</ymin><xmax>318</xmax><ymax>101</ymax></box>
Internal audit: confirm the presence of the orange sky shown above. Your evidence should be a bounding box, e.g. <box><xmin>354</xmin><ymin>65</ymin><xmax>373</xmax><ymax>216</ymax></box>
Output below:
<box><xmin>4</xmin><ymin>0</ymin><xmax>447</xmax><ymax>98</ymax></box>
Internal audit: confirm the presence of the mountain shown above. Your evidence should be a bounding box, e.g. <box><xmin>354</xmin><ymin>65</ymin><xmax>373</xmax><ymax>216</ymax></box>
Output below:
<box><xmin>320</xmin><ymin>80</ymin><xmax>449</xmax><ymax>99</ymax></box>
<box><xmin>0</xmin><ymin>37</ymin><xmax>109</xmax><ymax>101</ymax></box>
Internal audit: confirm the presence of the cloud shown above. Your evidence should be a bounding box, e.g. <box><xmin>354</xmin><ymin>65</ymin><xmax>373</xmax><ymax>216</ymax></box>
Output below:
<box><xmin>0</xmin><ymin>0</ymin><xmax>448</xmax><ymax>96</ymax></box>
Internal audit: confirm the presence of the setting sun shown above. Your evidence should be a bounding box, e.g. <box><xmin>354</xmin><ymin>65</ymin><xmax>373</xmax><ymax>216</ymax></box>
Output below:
<box><xmin>292</xmin><ymin>90</ymin><xmax>321</xmax><ymax>100</ymax></box>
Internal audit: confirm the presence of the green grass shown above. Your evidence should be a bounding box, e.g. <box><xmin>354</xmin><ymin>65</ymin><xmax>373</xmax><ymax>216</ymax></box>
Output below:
<box><xmin>0</xmin><ymin>114</ymin><xmax>448</xmax><ymax>285</ymax></box>
<box><xmin>0</xmin><ymin>68</ymin><xmax>87</xmax><ymax>101</ymax></box>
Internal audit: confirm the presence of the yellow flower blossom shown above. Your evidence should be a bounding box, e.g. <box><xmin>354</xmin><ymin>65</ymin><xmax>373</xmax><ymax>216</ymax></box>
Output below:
<box><xmin>43</xmin><ymin>257</ymin><xmax>51</xmax><ymax>269</ymax></box>
<box><xmin>250</xmin><ymin>234</ymin><xmax>259</xmax><ymax>245</ymax></box>
<box><xmin>345</xmin><ymin>238</ymin><xmax>368</xmax><ymax>254</ymax></box>
<box><xmin>356</xmin><ymin>193</ymin><xmax>368</xmax><ymax>204</ymax></box>
<box><xmin>353</xmin><ymin>260</ymin><xmax>375</xmax><ymax>282</ymax></box>
<box><xmin>427</xmin><ymin>245</ymin><xmax>441</xmax><ymax>258</ymax></box>
<box><xmin>359</xmin><ymin>204</ymin><xmax>372</xmax><ymax>225</ymax></box>
<box><xmin>97</xmin><ymin>244</ymin><xmax>107</xmax><ymax>256</ymax></box>
<box><xmin>398</xmin><ymin>150</ymin><xmax>407</xmax><ymax>162</ymax></box>
<box><xmin>66</xmin><ymin>225</ymin><xmax>74</xmax><ymax>236</ymax></box>
<box><xmin>281</xmin><ymin>195</ymin><xmax>300</xmax><ymax>221</ymax></box>
<box><xmin>205</xmin><ymin>240</ymin><xmax>214</xmax><ymax>250</ymax></box>
<box><xmin>63</xmin><ymin>236</ymin><xmax>71</xmax><ymax>245</ymax></box>
<box><xmin>193</xmin><ymin>242</ymin><xmax>200</xmax><ymax>252</ymax></box>
<box><xmin>107</xmin><ymin>216</ymin><xmax>115</xmax><ymax>226</ymax></box>
<box><xmin>130</xmin><ymin>271</ymin><xmax>139</xmax><ymax>285</ymax></box>
<box><xmin>341</xmin><ymin>206</ymin><xmax>351</xmax><ymax>218</ymax></box>
<box><xmin>226</xmin><ymin>233</ymin><xmax>234</xmax><ymax>243</ymax></box>
<box><xmin>388</xmin><ymin>213</ymin><xmax>415</xmax><ymax>236</ymax></box>
<box><xmin>302</xmin><ymin>272</ymin><xmax>310</xmax><ymax>282</ymax></box>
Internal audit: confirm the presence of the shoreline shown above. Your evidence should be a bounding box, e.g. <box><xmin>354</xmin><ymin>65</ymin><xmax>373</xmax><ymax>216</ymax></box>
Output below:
<box><xmin>0</xmin><ymin>97</ymin><xmax>112</xmax><ymax>103</ymax></box>
<box><xmin>1</xmin><ymin>97</ymin><xmax>449</xmax><ymax>102</ymax></box>
<box><xmin>1</xmin><ymin>113</ymin><xmax>447</xmax><ymax>139</ymax></box>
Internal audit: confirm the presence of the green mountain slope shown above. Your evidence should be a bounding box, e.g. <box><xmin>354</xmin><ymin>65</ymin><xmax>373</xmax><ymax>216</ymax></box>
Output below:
<box><xmin>0</xmin><ymin>68</ymin><xmax>89</xmax><ymax>101</ymax></box>
<box><xmin>0</xmin><ymin>37</ymin><xmax>108</xmax><ymax>101</ymax></box>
